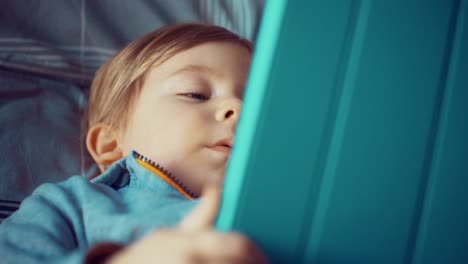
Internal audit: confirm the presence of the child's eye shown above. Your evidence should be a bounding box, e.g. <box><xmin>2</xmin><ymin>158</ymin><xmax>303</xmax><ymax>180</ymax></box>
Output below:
<box><xmin>179</xmin><ymin>92</ymin><xmax>209</xmax><ymax>101</ymax></box>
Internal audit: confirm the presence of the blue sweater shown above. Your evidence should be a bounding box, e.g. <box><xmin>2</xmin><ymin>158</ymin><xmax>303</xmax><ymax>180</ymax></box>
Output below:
<box><xmin>0</xmin><ymin>151</ymin><xmax>198</xmax><ymax>263</ymax></box>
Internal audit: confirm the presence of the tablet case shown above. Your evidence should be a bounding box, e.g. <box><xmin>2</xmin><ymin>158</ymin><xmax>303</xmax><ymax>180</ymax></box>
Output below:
<box><xmin>217</xmin><ymin>0</ymin><xmax>468</xmax><ymax>263</ymax></box>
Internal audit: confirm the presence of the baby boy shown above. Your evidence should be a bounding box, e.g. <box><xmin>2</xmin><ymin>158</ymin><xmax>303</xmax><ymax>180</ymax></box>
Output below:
<box><xmin>0</xmin><ymin>23</ymin><xmax>268</xmax><ymax>264</ymax></box>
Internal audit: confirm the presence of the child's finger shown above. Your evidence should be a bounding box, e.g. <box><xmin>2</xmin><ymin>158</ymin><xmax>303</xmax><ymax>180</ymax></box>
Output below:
<box><xmin>178</xmin><ymin>183</ymin><xmax>221</xmax><ymax>231</ymax></box>
<box><xmin>194</xmin><ymin>232</ymin><xmax>270</xmax><ymax>264</ymax></box>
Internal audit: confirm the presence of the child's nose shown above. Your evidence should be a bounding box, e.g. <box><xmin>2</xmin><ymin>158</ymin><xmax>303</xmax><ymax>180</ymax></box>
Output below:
<box><xmin>215</xmin><ymin>98</ymin><xmax>241</xmax><ymax>125</ymax></box>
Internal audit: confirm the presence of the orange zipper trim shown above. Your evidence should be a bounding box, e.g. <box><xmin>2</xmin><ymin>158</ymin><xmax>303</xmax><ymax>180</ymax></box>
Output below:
<box><xmin>133</xmin><ymin>151</ymin><xmax>196</xmax><ymax>200</ymax></box>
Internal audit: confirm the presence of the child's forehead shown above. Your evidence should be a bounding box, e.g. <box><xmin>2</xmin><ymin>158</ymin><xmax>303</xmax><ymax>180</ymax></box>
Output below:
<box><xmin>167</xmin><ymin>64</ymin><xmax>223</xmax><ymax>79</ymax></box>
<box><xmin>147</xmin><ymin>42</ymin><xmax>251</xmax><ymax>80</ymax></box>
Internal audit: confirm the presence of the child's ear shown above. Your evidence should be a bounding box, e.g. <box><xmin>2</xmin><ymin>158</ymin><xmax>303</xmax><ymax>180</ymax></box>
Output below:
<box><xmin>86</xmin><ymin>124</ymin><xmax>124</xmax><ymax>173</ymax></box>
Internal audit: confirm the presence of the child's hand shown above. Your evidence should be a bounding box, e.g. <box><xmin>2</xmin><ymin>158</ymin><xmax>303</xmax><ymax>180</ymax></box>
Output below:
<box><xmin>107</xmin><ymin>185</ymin><xmax>269</xmax><ymax>264</ymax></box>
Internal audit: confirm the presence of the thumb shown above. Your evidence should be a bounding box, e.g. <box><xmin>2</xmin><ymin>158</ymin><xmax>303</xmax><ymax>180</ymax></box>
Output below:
<box><xmin>178</xmin><ymin>182</ymin><xmax>221</xmax><ymax>232</ymax></box>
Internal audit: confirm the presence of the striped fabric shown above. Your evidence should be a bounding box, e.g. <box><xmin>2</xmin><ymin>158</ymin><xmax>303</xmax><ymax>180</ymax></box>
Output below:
<box><xmin>0</xmin><ymin>0</ymin><xmax>264</xmax><ymax>86</ymax></box>
<box><xmin>0</xmin><ymin>200</ymin><xmax>20</xmax><ymax>224</ymax></box>
<box><xmin>0</xmin><ymin>38</ymin><xmax>110</xmax><ymax>85</ymax></box>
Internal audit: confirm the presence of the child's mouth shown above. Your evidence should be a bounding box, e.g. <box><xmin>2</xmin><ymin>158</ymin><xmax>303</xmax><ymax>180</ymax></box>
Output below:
<box><xmin>207</xmin><ymin>138</ymin><xmax>233</xmax><ymax>159</ymax></box>
<box><xmin>206</xmin><ymin>145</ymin><xmax>231</xmax><ymax>162</ymax></box>
<box><xmin>209</xmin><ymin>137</ymin><xmax>233</xmax><ymax>151</ymax></box>
<box><xmin>209</xmin><ymin>144</ymin><xmax>231</xmax><ymax>153</ymax></box>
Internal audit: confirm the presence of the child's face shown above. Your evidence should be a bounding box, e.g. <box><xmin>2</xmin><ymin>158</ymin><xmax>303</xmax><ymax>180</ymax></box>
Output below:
<box><xmin>119</xmin><ymin>42</ymin><xmax>251</xmax><ymax>196</ymax></box>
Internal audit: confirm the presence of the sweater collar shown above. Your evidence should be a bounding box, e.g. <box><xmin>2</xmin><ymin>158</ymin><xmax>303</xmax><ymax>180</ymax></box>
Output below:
<box><xmin>91</xmin><ymin>150</ymin><xmax>197</xmax><ymax>200</ymax></box>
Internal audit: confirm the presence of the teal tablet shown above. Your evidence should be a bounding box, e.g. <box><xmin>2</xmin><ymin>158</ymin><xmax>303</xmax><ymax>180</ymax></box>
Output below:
<box><xmin>216</xmin><ymin>0</ymin><xmax>468</xmax><ymax>263</ymax></box>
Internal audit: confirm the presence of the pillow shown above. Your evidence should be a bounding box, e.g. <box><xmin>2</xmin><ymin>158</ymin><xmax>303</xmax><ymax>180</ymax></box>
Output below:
<box><xmin>0</xmin><ymin>68</ymin><xmax>93</xmax><ymax>222</ymax></box>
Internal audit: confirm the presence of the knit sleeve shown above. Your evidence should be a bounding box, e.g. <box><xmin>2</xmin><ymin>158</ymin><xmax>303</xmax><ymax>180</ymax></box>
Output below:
<box><xmin>0</xmin><ymin>178</ymin><xmax>89</xmax><ymax>263</ymax></box>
